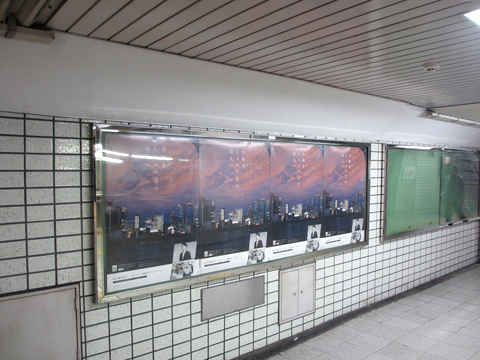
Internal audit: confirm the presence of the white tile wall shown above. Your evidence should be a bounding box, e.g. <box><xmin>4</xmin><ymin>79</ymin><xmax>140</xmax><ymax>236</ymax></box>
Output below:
<box><xmin>0</xmin><ymin>154</ymin><xmax>24</xmax><ymax>170</ymax></box>
<box><xmin>0</xmin><ymin>112</ymin><xmax>478</xmax><ymax>359</ymax></box>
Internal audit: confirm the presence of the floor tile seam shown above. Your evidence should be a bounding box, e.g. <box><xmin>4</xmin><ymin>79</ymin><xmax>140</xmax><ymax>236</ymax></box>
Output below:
<box><xmin>385</xmin><ymin>304</ymin><xmax>419</xmax><ymax>312</ymax></box>
<box><xmin>440</xmin><ymin>294</ymin><xmax>478</xmax><ymax>303</ymax></box>
<box><xmin>393</xmin><ymin>344</ymin><xmax>438</xmax><ymax>355</ymax></box>
<box><xmin>318</xmin><ymin>332</ymin><xmax>360</xmax><ymax>344</ymax></box>
<box><xmin>454</xmin><ymin>286</ymin><xmax>480</xmax><ymax>290</ymax></box>
<box><xmin>430</xmin><ymin>332</ymin><xmax>480</xmax><ymax>352</ymax></box>
<box><xmin>321</xmin><ymin>343</ymin><xmax>378</xmax><ymax>360</ymax></box>
<box><xmin>300</xmin><ymin>341</ymin><xmax>328</xmax><ymax>352</ymax></box>
<box><xmin>361</xmin><ymin>334</ymin><xmax>404</xmax><ymax>344</ymax></box>
<box><xmin>395</xmin><ymin>328</ymin><xmax>442</xmax><ymax>344</ymax></box>
<box><xmin>429</xmin><ymin>299</ymin><xmax>464</xmax><ymax>308</ymax></box>
<box><xmin>443</xmin><ymin>309</ymin><xmax>480</xmax><ymax>320</ymax></box>
<box><xmin>278</xmin><ymin>346</ymin><xmax>325</xmax><ymax>360</ymax></box>
<box><xmin>359</xmin><ymin>316</ymin><xmax>395</xmax><ymax>325</ymax></box>
<box><xmin>455</xmin><ymin>281</ymin><xmax>480</xmax><ymax>287</ymax></box>
<box><xmin>470</xmin><ymin>349</ymin><xmax>480</xmax><ymax>359</ymax></box>
<box><xmin>373</xmin><ymin>341</ymin><xmax>428</xmax><ymax>359</ymax></box>
<box><xmin>414</xmin><ymin>306</ymin><xmax>453</xmax><ymax>316</ymax></box>
<box><xmin>441</xmin><ymin>339</ymin><xmax>480</xmax><ymax>353</ymax></box>
<box><xmin>342</xmin><ymin>319</ymin><xmax>380</xmax><ymax>331</ymax></box>
<box><xmin>405</xmin><ymin>309</ymin><xmax>448</xmax><ymax>320</ymax></box>
<box><xmin>343</xmin><ymin>337</ymin><xmax>392</xmax><ymax>354</ymax></box>
<box><xmin>409</xmin><ymin>312</ymin><xmax>454</xmax><ymax>322</ymax></box>
<box><xmin>458</xmin><ymin>330</ymin><xmax>480</xmax><ymax>340</ymax></box>
<box><xmin>464</xmin><ymin>324</ymin><xmax>480</xmax><ymax>334</ymax></box>
<box><xmin>386</xmin><ymin>314</ymin><xmax>427</xmax><ymax>328</ymax></box>
<box><xmin>319</xmin><ymin>331</ymin><xmax>361</xmax><ymax>343</ymax></box>
<box><xmin>436</xmin><ymin>313</ymin><xmax>477</xmax><ymax>326</ymax></box>
<box><xmin>425</xmin><ymin>343</ymin><xmax>479</xmax><ymax>358</ymax></box>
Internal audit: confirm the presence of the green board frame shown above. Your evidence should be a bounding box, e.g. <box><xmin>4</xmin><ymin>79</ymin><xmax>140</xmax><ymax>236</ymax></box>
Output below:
<box><xmin>385</xmin><ymin>146</ymin><xmax>479</xmax><ymax>240</ymax></box>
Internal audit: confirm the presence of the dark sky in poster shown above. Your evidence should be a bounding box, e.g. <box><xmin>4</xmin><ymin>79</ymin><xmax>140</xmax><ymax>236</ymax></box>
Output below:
<box><xmin>199</xmin><ymin>140</ymin><xmax>270</xmax><ymax>218</ymax></box>
<box><xmin>104</xmin><ymin>134</ymin><xmax>199</xmax><ymax>222</ymax></box>
<box><xmin>102</xmin><ymin>133</ymin><xmax>367</xmax><ymax>227</ymax></box>
<box><xmin>323</xmin><ymin>146</ymin><xmax>366</xmax><ymax>200</ymax></box>
<box><xmin>270</xmin><ymin>143</ymin><xmax>324</xmax><ymax>207</ymax></box>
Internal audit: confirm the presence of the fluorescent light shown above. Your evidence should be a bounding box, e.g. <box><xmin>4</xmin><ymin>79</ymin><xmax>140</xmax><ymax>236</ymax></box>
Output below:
<box><xmin>427</xmin><ymin>111</ymin><xmax>480</xmax><ymax>125</ymax></box>
<box><xmin>95</xmin><ymin>145</ymin><xmax>126</xmax><ymax>162</ymax></box>
<box><xmin>131</xmin><ymin>155</ymin><xmax>173</xmax><ymax>161</ymax></box>
<box><xmin>101</xmin><ymin>129</ymin><xmax>120</xmax><ymax>133</ymax></box>
<box><xmin>102</xmin><ymin>149</ymin><xmax>129</xmax><ymax>157</ymax></box>
<box><xmin>397</xmin><ymin>146</ymin><xmax>433</xmax><ymax>150</ymax></box>
<box><xmin>428</xmin><ymin>112</ymin><xmax>459</xmax><ymax>121</ymax></box>
<box><xmin>465</xmin><ymin>9</ymin><xmax>480</xmax><ymax>25</ymax></box>
<box><xmin>0</xmin><ymin>23</ymin><xmax>55</xmax><ymax>44</ymax></box>
<box><xmin>101</xmin><ymin>157</ymin><xmax>124</xmax><ymax>164</ymax></box>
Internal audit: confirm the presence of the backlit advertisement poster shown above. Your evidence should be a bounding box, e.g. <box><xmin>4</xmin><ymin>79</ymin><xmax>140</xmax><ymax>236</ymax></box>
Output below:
<box><xmin>270</xmin><ymin>143</ymin><xmax>324</xmax><ymax>257</ymax></box>
<box><xmin>322</xmin><ymin>146</ymin><xmax>367</xmax><ymax>246</ymax></box>
<box><xmin>101</xmin><ymin>134</ymin><xmax>200</xmax><ymax>292</ymax></box>
<box><xmin>95</xmin><ymin>128</ymin><xmax>369</xmax><ymax>299</ymax></box>
<box><xmin>197</xmin><ymin>140</ymin><xmax>270</xmax><ymax>273</ymax></box>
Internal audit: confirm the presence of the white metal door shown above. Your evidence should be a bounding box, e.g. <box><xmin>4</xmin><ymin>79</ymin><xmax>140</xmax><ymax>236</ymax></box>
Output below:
<box><xmin>279</xmin><ymin>268</ymin><xmax>299</xmax><ymax>322</ymax></box>
<box><xmin>280</xmin><ymin>263</ymin><xmax>316</xmax><ymax>323</ymax></box>
<box><xmin>298</xmin><ymin>264</ymin><xmax>315</xmax><ymax>315</ymax></box>
<box><xmin>0</xmin><ymin>285</ymin><xmax>80</xmax><ymax>360</ymax></box>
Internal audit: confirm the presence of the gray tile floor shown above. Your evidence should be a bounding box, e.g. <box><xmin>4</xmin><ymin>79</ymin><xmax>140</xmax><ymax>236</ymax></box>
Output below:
<box><xmin>266</xmin><ymin>264</ymin><xmax>480</xmax><ymax>360</ymax></box>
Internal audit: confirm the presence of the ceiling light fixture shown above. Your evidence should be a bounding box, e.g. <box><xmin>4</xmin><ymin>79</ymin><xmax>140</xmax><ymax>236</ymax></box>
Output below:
<box><xmin>465</xmin><ymin>9</ymin><xmax>480</xmax><ymax>25</ymax></box>
<box><xmin>426</xmin><ymin>110</ymin><xmax>480</xmax><ymax>126</ymax></box>
<box><xmin>1</xmin><ymin>14</ymin><xmax>54</xmax><ymax>43</ymax></box>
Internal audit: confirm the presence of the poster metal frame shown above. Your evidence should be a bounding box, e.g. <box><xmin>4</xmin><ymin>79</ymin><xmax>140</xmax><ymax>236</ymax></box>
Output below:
<box><xmin>94</xmin><ymin>125</ymin><xmax>370</xmax><ymax>303</ymax></box>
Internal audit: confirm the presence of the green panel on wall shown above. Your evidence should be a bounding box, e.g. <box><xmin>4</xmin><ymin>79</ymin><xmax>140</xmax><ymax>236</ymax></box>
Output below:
<box><xmin>385</xmin><ymin>149</ymin><xmax>441</xmax><ymax>237</ymax></box>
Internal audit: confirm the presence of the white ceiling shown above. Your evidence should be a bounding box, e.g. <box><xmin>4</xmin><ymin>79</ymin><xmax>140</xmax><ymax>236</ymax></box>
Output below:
<box><xmin>4</xmin><ymin>0</ymin><xmax>480</xmax><ymax>122</ymax></box>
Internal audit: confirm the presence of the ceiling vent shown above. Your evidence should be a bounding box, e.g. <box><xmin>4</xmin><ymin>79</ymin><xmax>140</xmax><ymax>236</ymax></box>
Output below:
<box><xmin>423</xmin><ymin>61</ymin><xmax>441</xmax><ymax>72</ymax></box>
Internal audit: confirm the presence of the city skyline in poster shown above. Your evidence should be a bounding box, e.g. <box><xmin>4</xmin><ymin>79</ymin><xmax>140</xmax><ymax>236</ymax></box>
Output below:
<box><xmin>323</xmin><ymin>146</ymin><xmax>367</xmax><ymax>201</ymax></box>
<box><xmin>199</xmin><ymin>139</ymin><xmax>270</xmax><ymax>225</ymax></box>
<box><xmin>270</xmin><ymin>143</ymin><xmax>324</xmax><ymax>218</ymax></box>
<box><xmin>103</xmin><ymin>136</ymin><xmax>366</xmax><ymax>232</ymax></box>
<box><xmin>104</xmin><ymin>134</ymin><xmax>200</xmax><ymax>229</ymax></box>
